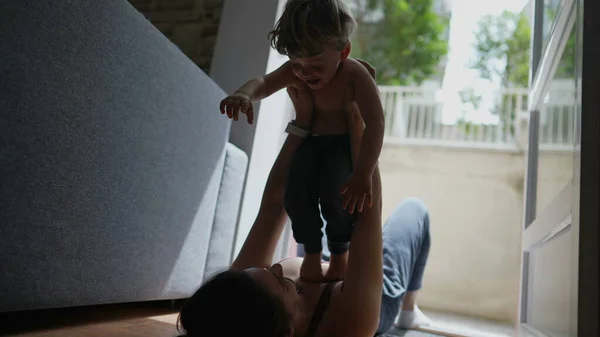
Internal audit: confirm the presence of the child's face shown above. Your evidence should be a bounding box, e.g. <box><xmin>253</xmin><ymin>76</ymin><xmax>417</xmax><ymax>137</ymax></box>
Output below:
<box><xmin>290</xmin><ymin>45</ymin><xmax>350</xmax><ymax>90</ymax></box>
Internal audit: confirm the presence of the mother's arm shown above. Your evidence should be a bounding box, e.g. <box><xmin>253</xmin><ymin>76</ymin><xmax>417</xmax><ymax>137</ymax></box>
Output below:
<box><xmin>230</xmin><ymin>135</ymin><xmax>303</xmax><ymax>270</ymax></box>
<box><xmin>338</xmin><ymin>169</ymin><xmax>383</xmax><ymax>336</ymax></box>
<box><xmin>230</xmin><ymin>82</ymin><xmax>312</xmax><ymax>271</ymax></box>
<box><xmin>339</xmin><ymin>60</ymin><xmax>384</xmax><ymax>337</ymax></box>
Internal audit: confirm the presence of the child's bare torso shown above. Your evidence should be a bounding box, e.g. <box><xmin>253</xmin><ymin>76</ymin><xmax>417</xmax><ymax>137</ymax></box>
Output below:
<box><xmin>308</xmin><ymin>60</ymin><xmax>356</xmax><ymax>136</ymax></box>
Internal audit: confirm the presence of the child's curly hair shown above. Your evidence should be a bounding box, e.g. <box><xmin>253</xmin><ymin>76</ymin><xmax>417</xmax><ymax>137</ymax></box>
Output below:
<box><xmin>268</xmin><ymin>0</ymin><xmax>356</xmax><ymax>58</ymax></box>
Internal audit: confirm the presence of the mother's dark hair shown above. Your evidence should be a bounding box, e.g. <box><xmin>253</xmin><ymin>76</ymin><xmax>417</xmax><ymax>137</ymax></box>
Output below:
<box><xmin>177</xmin><ymin>269</ymin><xmax>294</xmax><ymax>337</ymax></box>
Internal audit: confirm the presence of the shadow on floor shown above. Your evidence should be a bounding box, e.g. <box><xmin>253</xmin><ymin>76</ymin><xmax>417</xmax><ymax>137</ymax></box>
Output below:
<box><xmin>0</xmin><ymin>300</ymin><xmax>182</xmax><ymax>336</ymax></box>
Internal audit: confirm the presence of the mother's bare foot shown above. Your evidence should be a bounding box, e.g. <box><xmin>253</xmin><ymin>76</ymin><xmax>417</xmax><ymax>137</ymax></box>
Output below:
<box><xmin>394</xmin><ymin>305</ymin><xmax>432</xmax><ymax>329</ymax></box>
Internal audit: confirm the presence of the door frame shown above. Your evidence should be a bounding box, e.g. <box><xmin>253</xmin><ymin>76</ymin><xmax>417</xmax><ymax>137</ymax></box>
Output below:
<box><xmin>574</xmin><ymin>0</ymin><xmax>600</xmax><ymax>335</ymax></box>
<box><xmin>519</xmin><ymin>0</ymin><xmax>576</xmax><ymax>331</ymax></box>
<box><xmin>519</xmin><ymin>0</ymin><xmax>599</xmax><ymax>335</ymax></box>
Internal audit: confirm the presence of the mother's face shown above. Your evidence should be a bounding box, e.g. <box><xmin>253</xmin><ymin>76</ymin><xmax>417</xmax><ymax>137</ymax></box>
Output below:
<box><xmin>245</xmin><ymin>264</ymin><xmax>300</xmax><ymax>315</ymax></box>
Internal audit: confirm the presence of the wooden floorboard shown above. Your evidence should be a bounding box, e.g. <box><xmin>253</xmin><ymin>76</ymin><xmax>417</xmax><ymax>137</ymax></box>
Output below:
<box><xmin>0</xmin><ymin>302</ymin><xmax>182</xmax><ymax>337</ymax></box>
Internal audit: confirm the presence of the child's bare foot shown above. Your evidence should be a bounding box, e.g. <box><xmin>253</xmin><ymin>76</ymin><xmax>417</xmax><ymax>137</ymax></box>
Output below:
<box><xmin>324</xmin><ymin>251</ymin><xmax>348</xmax><ymax>282</ymax></box>
<box><xmin>300</xmin><ymin>253</ymin><xmax>324</xmax><ymax>282</ymax></box>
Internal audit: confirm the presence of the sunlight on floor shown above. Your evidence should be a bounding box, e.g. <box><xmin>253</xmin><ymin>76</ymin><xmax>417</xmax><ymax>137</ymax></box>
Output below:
<box><xmin>422</xmin><ymin>310</ymin><xmax>516</xmax><ymax>337</ymax></box>
<box><xmin>147</xmin><ymin>313</ymin><xmax>179</xmax><ymax>324</ymax></box>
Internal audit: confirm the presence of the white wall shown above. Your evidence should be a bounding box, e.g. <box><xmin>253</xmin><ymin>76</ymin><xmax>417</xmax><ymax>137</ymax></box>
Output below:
<box><xmin>210</xmin><ymin>0</ymin><xmax>293</xmax><ymax>256</ymax></box>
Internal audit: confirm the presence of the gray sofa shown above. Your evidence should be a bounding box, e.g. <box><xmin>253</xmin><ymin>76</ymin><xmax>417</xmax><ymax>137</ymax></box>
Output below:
<box><xmin>0</xmin><ymin>0</ymin><xmax>247</xmax><ymax>312</ymax></box>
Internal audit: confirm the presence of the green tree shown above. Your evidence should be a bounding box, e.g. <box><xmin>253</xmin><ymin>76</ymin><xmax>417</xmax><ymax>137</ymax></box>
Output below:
<box><xmin>470</xmin><ymin>8</ymin><xmax>576</xmax><ymax>87</ymax></box>
<box><xmin>348</xmin><ymin>0</ymin><xmax>450</xmax><ymax>85</ymax></box>
<box><xmin>466</xmin><ymin>9</ymin><xmax>576</xmax><ymax>139</ymax></box>
<box><xmin>466</xmin><ymin>11</ymin><xmax>530</xmax><ymax>140</ymax></box>
<box><xmin>471</xmin><ymin>10</ymin><xmax>531</xmax><ymax>88</ymax></box>
<box><xmin>547</xmin><ymin>8</ymin><xmax>576</xmax><ymax>79</ymax></box>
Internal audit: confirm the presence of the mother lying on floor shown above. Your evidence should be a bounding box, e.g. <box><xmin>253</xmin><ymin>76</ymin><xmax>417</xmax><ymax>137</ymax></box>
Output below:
<box><xmin>177</xmin><ymin>61</ymin><xmax>432</xmax><ymax>337</ymax></box>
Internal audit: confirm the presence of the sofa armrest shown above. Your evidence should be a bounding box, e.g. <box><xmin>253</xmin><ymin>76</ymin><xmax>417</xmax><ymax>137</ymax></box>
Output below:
<box><xmin>203</xmin><ymin>143</ymin><xmax>248</xmax><ymax>280</ymax></box>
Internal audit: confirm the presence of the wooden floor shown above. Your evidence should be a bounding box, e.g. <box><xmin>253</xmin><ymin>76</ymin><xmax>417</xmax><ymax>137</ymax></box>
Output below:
<box><xmin>0</xmin><ymin>302</ymin><xmax>182</xmax><ymax>337</ymax></box>
<box><xmin>0</xmin><ymin>303</ymin><xmax>517</xmax><ymax>337</ymax></box>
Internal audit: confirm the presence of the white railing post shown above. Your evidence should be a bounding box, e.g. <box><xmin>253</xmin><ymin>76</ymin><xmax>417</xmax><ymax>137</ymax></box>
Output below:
<box><xmin>393</xmin><ymin>88</ymin><xmax>407</xmax><ymax>140</ymax></box>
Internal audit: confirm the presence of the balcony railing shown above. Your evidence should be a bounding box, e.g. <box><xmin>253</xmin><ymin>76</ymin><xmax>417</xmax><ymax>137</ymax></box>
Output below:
<box><xmin>378</xmin><ymin>85</ymin><xmax>574</xmax><ymax>152</ymax></box>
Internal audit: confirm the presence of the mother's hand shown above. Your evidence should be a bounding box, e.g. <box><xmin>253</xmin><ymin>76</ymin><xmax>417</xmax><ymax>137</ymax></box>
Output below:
<box><xmin>355</xmin><ymin>58</ymin><xmax>376</xmax><ymax>80</ymax></box>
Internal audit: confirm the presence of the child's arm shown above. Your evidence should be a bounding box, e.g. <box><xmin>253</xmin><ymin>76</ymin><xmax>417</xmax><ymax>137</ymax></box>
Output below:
<box><xmin>220</xmin><ymin>61</ymin><xmax>296</xmax><ymax>124</ymax></box>
<box><xmin>340</xmin><ymin>59</ymin><xmax>385</xmax><ymax>213</ymax></box>
<box><xmin>346</xmin><ymin>103</ymin><xmax>364</xmax><ymax>168</ymax></box>
<box><xmin>347</xmin><ymin>59</ymin><xmax>376</xmax><ymax>168</ymax></box>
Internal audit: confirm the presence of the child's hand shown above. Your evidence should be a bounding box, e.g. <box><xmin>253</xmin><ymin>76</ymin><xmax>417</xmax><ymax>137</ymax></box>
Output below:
<box><xmin>340</xmin><ymin>172</ymin><xmax>373</xmax><ymax>214</ymax></box>
<box><xmin>219</xmin><ymin>92</ymin><xmax>253</xmax><ymax>124</ymax></box>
